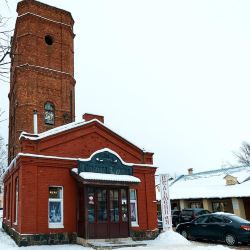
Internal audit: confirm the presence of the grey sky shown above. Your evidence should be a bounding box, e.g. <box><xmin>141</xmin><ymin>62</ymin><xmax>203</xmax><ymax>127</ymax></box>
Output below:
<box><xmin>1</xmin><ymin>0</ymin><xmax>250</xmax><ymax>175</ymax></box>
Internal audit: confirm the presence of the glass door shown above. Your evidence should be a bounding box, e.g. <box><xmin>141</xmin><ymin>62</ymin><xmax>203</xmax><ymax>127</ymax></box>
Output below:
<box><xmin>85</xmin><ymin>186</ymin><xmax>129</xmax><ymax>239</ymax></box>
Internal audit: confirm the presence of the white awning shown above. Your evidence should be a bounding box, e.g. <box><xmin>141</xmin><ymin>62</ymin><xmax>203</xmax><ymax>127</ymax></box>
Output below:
<box><xmin>71</xmin><ymin>168</ymin><xmax>140</xmax><ymax>184</ymax></box>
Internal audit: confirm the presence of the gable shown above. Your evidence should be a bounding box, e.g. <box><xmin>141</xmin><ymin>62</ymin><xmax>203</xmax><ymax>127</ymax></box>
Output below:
<box><xmin>21</xmin><ymin>120</ymin><xmax>153</xmax><ymax>164</ymax></box>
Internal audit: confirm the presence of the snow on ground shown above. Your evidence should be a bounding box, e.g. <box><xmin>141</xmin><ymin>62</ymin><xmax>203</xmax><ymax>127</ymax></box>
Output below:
<box><xmin>0</xmin><ymin>210</ymin><xmax>234</xmax><ymax>250</ymax></box>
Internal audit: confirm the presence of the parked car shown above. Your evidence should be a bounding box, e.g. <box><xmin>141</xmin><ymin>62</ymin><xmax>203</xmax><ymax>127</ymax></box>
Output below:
<box><xmin>179</xmin><ymin>208</ymin><xmax>210</xmax><ymax>223</ymax></box>
<box><xmin>176</xmin><ymin>212</ymin><xmax>250</xmax><ymax>246</ymax></box>
<box><xmin>172</xmin><ymin>210</ymin><xmax>181</xmax><ymax>227</ymax></box>
<box><xmin>157</xmin><ymin>214</ymin><xmax>163</xmax><ymax>231</ymax></box>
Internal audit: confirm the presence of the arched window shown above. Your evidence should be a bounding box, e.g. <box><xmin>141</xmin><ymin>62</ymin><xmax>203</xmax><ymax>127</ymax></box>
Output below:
<box><xmin>44</xmin><ymin>102</ymin><xmax>55</xmax><ymax>125</ymax></box>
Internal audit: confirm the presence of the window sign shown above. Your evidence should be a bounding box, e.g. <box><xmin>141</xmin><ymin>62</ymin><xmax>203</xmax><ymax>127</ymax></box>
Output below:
<box><xmin>130</xmin><ymin>189</ymin><xmax>138</xmax><ymax>227</ymax></box>
<box><xmin>48</xmin><ymin>187</ymin><xmax>63</xmax><ymax>228</ymax></box>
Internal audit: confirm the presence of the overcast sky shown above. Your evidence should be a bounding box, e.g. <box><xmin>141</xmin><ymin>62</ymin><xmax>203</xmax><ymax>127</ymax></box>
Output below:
<box><xmin>1</xmin><ymin>0</ymin><xmax>250</xmax><ymax>175</ymax></box>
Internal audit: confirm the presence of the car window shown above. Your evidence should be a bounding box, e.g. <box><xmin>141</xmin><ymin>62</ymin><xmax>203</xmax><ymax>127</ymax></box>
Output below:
<box><xmin>209</xmin><ymin>216</ymin><xmax>224</xmax><ymax>223</ymax></box>
<box><xmin>223</xmin><ymin>217</ymin><xmax>232</xmax><ymax>223</ymax></box>
<box><xmin>197</xmin><ymin>210</ymin><xmax>210</xmax><ymax>215</ymax></box>
<box><xmin>194</xmin><ymin>215</ymin><xmax>209</xmax><ymax>224</ymax></box>
<box><xmin>173</xmin><ymin>211</ymin><xmax>180</xmax><ymax>215</ymax></box>
<box><xmin>181</xmin><ymin>210</ymin><xmax>193</xmax><ymax>216</ymax></box>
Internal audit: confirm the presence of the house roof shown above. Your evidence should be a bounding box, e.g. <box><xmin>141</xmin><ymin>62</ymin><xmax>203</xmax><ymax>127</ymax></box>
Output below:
<box><xmin>19</xmin><ymin>118</ymin><xmax>153</xmax><ymax>154</ymax></box>
<box><xmin>156</xmin><ymin>166</ymin><xmax>250</xmax><ymax>200</ymax></box>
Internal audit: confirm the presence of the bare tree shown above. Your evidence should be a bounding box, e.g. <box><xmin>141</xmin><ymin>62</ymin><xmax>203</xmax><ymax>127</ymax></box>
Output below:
<box><xmin>234</xmin><ymin>141</ymin><xmax>250</xmax><ymax>166</ymax></box>
<box><xmin>0</xmin><ymin>134</ymin><xmax>7</xmax><ymax>177</ymax></box>
<box><xmin>0</xmin><ymin>0</ymin><xmax>11</xmax><ymax>84</ymax></box>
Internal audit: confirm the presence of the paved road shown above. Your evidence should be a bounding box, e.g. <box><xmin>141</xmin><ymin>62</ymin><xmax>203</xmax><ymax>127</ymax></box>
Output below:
<box><xmin>191</xmin><ymin>239</ymin><xmax>250</xmax><ymax>249</ymax></box>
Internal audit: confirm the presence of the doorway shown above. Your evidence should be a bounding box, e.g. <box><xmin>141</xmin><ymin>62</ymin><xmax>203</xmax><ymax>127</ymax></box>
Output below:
<box><xmin>78</xmin><ymin>186</ymin><xmax>130</xmax><ymax>239</ymax></box>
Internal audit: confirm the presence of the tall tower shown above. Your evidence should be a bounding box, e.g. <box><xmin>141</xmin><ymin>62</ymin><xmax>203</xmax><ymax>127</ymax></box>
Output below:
<box><xmin>8</xmin><ymin>0</ymin><xmax>75</xmax><ymax>162</ymax></box>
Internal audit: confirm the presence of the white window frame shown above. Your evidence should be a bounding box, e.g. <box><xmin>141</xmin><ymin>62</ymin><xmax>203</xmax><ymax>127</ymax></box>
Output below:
<box><xmin>130</xmin><ymin>189</ymin><xmax>139</xmax><ymax>227</ymax></box>
<box><xmin>48</xmin><ymin>186</ymin><xmax>64</xmax><ymax>229</ymax></box>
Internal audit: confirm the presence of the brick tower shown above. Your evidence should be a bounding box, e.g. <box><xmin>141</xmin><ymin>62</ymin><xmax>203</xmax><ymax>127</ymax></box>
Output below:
<box><xmin>8</xmin><ymin>0</ymin><xmax>75</xmax><ymax>162</ymax></box>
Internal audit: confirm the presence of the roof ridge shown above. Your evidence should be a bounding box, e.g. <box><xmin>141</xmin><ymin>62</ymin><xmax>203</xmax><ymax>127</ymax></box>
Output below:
<box><xmin>186</xmin><ymin>165</ymin><xmax>249</xmax><ymax>177</ymax></box>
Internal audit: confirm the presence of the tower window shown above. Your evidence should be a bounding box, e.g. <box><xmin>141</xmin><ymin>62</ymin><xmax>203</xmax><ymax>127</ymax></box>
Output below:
<box><xmin>44</xmin><ymin>102</ymin><xmax>55</xmax><ymax>125</ymax></box>
<box><xmin>45</xmin><ymin>35</ymin><xmax>54</xmax><ymax>45</ymax></box>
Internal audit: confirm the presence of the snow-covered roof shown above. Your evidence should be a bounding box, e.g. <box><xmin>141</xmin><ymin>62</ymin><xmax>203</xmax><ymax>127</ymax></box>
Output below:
<box><xmin>71</xmin><ymin>168</ymin><xmax>141</xmax><ymax>183</ymax></box>
<box><xmin>156</xmin><ymin>166</ymin><xmax>250</xmax><ymax>200</ymax></box>
<box><xmin>3</xmin><ymin>148</ymin><xmax>155</xmax><ymax>180</ymax></box>
<box><xmin>19</xmin><ymin>118</ymin><xmax>153</xmax><ymax>153</ymax></box>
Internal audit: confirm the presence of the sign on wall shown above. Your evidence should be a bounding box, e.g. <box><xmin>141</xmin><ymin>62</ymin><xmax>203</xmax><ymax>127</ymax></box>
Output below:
<box><xmin>160</xmin><ymin>174</ymin><xmax>172</xmax><ymax>231</ymax></box>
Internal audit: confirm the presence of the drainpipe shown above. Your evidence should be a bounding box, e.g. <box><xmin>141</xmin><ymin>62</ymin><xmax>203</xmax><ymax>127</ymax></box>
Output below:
<box><xmin>33</xmin><ymin>110</ymin><xmax>38</xmax><ymax>134</ymax></box>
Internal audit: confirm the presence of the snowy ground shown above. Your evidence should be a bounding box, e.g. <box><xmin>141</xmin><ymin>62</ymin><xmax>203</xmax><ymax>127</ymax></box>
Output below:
<box><xmin>0</xmin><ymin>211</ymin><xmax>234</xmax><ymax>250</ymax></box>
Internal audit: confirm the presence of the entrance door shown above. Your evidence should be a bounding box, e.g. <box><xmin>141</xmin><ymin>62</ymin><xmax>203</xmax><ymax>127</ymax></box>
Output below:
<box><xmin>85</xmin><ymin>186</ymin><xmax>130</xmax><ymax>239</ymax></box>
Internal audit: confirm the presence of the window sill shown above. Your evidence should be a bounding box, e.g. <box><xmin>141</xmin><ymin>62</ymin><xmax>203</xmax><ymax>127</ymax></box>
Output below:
<box><xmin>49</xmin><ymin>224</ymin><xmax>64</xmax><ymax>229</ymax></box>
<box><xmin>131</xmin><ymin>223</ymin><xmax>139</xmax><ymax>227</ymax></box>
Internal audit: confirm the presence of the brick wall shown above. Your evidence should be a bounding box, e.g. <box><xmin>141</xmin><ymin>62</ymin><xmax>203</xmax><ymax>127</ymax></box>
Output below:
<box><xmin>8</xmin><ymin>0</ymin><xmax>75</xmax><ymax>163</ymax></box>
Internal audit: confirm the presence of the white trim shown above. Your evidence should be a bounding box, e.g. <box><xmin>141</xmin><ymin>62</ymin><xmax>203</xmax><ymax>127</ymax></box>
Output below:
<box><xmin>16</xmin><ymin>63</ymin><xmax>72</xmax><ymax>77</ymax></box>
<box><xmin>48</xmin><ymin>186</ymin><xmax>64</xmax><ymax>229</ymax></box>
<box><xmin>3</xmin><ymin>149</ymin><xmax>156</xmax><ymax>180</ymax></box>
<box><xmin>18</xmin><ymin>12</ymin><xmax>72</xmax><ymax>29</ymax></box>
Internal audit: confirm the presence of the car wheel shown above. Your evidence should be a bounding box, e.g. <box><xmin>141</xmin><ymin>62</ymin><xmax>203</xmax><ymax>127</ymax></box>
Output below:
<box><xmin>181</xmin><ymin>230</ymin><xmax>189</xmax><ymax>239</ymax></box>
<box><xmin>224</xmin><ymin>233</ymin><xmax>238</xmax><ymax>246</ymax></box>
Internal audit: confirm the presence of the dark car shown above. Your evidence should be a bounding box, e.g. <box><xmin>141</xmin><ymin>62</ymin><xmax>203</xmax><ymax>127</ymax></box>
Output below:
<box><xmin>172</xmin><ymin>210</ymin><xmax>181</xmax><ymax>227</ymax></box>
<box><xmin>180</xmin><ymin>208</ymin><xmax>210</xmax><ymax>223</ymax></box>
<box><xmin>176</xmin><ymin>212</ymin><xmax>250</xmax><ymax>246</ymax></box>
<box><xmin>157</xmin><ymin>213</ymin><xmax>163</xmax><ymax>231</ymax></box>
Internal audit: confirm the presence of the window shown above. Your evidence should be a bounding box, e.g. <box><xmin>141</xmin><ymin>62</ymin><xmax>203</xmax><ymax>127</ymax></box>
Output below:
<box><xmin>190</xmin><ymin>202</ymin><xmax>202</xmax><ymax>208</ymax></box>
<box><xmin>212</xmin><ymin>201</ymin><xmax>225</xmax><ymax>212</ymax></box>
<box><xmin>97</xmin><ymin>189</ymin><xmax>107</xmax><ymax>222</ymax></box>
<box><xmin>110</xmin><ymin>189</ymin><xmax>119</xmax><ymax>222</ymax></box>
<box><xmin>45</xmin><ymin>35</ymin><xmax>54</xmax><ymax>45</ymax></box>
<box><xmin>48</xmin><ymin>187</ymin><xmax>63</xmax><ymax>228</ymax></box>
<box><xmin>87</xmin><ymin>187</ymin><xmax>95</xmax><ymax>223</ymax></box>
<box><xmin>14</xmin><ymin>177</ymin><xmax>19</xmax><ymax>224</ymax></box>
<box><xmin>4</xmin><ymin>186</ymin><xmax>7</xmax><ymax>218</ymax></box>
<box><xmin>44</xmin><ymin>102</ymin><xmax>55</xmax><ymax>125</ymax></box>
<box><xmin>210</xmin><ymin>216</ymin><xmax>224</xmax><ymax>223</ymax></box>
<box><xmin>194</xmin><ymin>215</ymin><xmax>209</xmax><ymax>224</ymax></box>
<box><xmin>121</xmin><ymin>189</ymin><xmax>128</xmax><ymax>222</ymax></box>
<box><xmin>130</xmin><ymin>189</ymin><xmax>138</xmax><ymax>226</ymax></box>
<box><xmin>8</xmin><ymin>183</ymin><xmax>11</xmax><ymax>220</ymax></box>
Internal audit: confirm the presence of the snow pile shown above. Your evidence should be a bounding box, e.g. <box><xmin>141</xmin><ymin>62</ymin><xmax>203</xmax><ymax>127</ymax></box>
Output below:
<box><xmin>143</xmin><ymin>231</ymin><xmax>235</xmax><ymax>250</ymax></box>
<box><xmin>151</xmin><ymin>230</ymin><xmax>191</xmax><ymax>246</ymax></box>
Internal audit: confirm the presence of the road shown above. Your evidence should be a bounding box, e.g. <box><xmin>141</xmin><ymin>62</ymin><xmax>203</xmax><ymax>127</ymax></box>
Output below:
<box><xmin>191</xmin><ymin>239</ymin><xmax>250</xmax><ymax>249</ymax></box>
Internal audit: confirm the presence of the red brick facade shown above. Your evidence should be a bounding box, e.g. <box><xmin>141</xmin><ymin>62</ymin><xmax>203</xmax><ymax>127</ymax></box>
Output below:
<box><xmin>3</xmin><ymin>0</ymin><xmax>158</xmax><ymax>246</ymax></box>
<box><xmin>8</xmin><ymin>0</ymin><xmax>75</xmax><ymax>163</ymax></box>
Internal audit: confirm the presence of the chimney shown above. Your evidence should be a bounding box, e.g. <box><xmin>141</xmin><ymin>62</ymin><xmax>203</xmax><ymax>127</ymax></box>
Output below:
<box><xmin>82</xmin><ymin>113</ymin><xmax>104</xmax><ymax>123</ymax></box>
<box><xmin>188</xmin><ymin>168</ymin><xmax>193</xmax><ymax>175</ymax></box>
<box><xmin>33</xmin><ymin>110</ymin><xmax>38</xmax><ymax>134</ymax></box>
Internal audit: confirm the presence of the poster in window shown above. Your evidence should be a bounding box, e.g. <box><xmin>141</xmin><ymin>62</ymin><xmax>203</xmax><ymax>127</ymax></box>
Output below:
<box><xmin>49</xmin><ymin>201</ymin><xmax>61</xmax><ymax>223</ymax></box>
<box><xmin>130</xmin><ymin>203</ymin><xmax>136</xmax><ymax>222</ymax></box>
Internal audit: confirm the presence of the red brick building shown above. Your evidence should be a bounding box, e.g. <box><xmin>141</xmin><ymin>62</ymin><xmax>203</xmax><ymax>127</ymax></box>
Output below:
<box><xmin>3</xmin><ymin>0</ymin><xmax>157</xmax><ymax>246</ymax></box>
